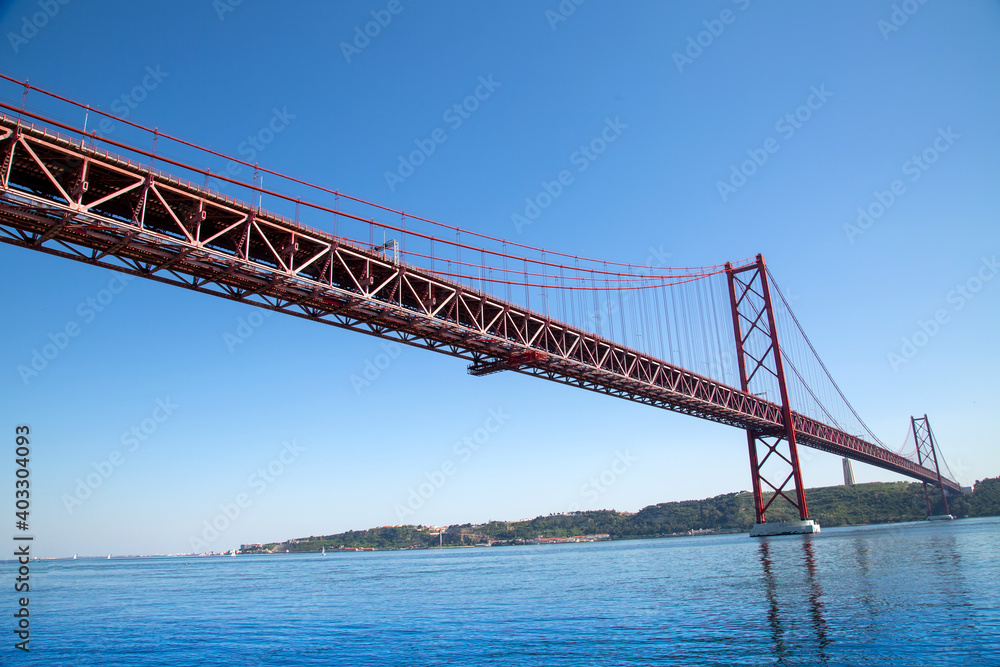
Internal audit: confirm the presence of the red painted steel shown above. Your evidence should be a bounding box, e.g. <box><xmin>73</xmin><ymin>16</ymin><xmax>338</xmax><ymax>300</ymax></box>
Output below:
<box><xmin>0</xmin><ymin>112</ymin><xmax>962</xmax><ymax>494</ymax></box>
<box><xmin>727</xmin><ymin>256</ymin><xmax>809</xmax><ymax>522</ymax></box>
<box><xmin>912</xmin><ymin>415</ymin><xmax>952</xmax><ymax>514</ymax></box>
<box><xmin>469</xmin><ymin>350</ymin><xmax>546</xmax><ymax>377</ymax></box>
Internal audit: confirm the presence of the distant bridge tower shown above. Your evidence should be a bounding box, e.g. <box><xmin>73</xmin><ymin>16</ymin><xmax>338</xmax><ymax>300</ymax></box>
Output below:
<box><xmin>911</xmin><ymin>415</ymin><xmax>952</xmax><ymax>518</ymax></box>
<box><xmin>842</xmin><ymin>458</ymin><xmax>855</xmax><ymax>486</ymax></box>
<box><xmin>726</xmin><ymin>255</ymin><xmax>819</xmax><ymax>537</ymax></box>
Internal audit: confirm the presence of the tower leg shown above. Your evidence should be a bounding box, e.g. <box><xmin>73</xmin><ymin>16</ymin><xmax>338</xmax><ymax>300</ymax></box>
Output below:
<box><xmin>746</xmin><ymin>432</ymin><xmax>819</xmax><ymax>536</ymax></box>
<box><xmin>727</xmin><ymin>256</ymin><xmax>818</xmax><ymax>537</ymax></box>
<box><xmin>912</xmin><ymin>415</ymin><xmax>954</xmax><ymax>520</ymax></box>
<box><xmin>921</xmin><ymin>482</ymin><xmax>933</xmax><ymax>516</ymax></box>
<box><xmin>747</xmin><ymin>430</ymin><xmax>765</xmax><ymax>524</ymax></box>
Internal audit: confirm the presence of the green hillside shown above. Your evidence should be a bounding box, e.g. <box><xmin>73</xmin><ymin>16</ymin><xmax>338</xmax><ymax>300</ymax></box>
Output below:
<box><xmin>249</xmin><ymin>477</ymin><xmax>1000</xmax><ymax>554</ymax></box>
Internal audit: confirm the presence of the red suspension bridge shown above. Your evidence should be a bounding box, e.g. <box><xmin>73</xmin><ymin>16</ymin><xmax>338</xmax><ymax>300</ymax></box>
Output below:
<box><xmin>0</xmin><ymin>76</ymin><xmax>960</xmax><ymax>535</ymax></box>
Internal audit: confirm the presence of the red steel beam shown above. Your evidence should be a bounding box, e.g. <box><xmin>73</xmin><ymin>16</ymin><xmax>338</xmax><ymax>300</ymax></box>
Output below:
<box><xmin>0</xmin><ymin>114</ymin><xmax>961</xmax><ymax>493</ymax></box>
<box><xmin>727</xmin><ymin>256</ymin><xmax>809</xmax><ymax>522</ymax></box>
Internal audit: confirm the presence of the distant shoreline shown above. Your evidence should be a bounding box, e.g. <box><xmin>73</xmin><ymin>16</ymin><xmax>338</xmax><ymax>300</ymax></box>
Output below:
<box><xmin>15</xmin><ymin>516</ymin><xmax>1000</xmax><ymax>561</ymax></box>
<box><xmin>27</xmin><ymin>478</ymin><xmax>999</xmax><ymax>560</ymax></box>
<box><xmin>250</xmin><ymin>479</ymin><xmax>997</xmax><ymax>556</ymax></box>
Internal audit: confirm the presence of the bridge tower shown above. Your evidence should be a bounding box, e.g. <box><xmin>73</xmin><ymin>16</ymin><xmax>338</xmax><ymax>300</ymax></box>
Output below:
<box><xmin>726</xmin><ymin>255</ymin><xmax>820</xmax><ymax>536</ymax></box>
<box><xmin>911</xmin><ymin>415</ymin><xmax>953</xmax><ymax>519</ymax></box>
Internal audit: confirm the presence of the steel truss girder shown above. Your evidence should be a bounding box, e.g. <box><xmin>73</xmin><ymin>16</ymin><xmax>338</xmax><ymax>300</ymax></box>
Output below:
<box><xmin>0</xmin><ymin>115</ymin><xmax>961</xmax><ymax>493</ymax></box>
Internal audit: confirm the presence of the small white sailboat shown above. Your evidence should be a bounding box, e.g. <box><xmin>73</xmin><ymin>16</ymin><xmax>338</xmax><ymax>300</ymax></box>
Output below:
<box><xmin>321</xmin><ymin>546</ymin><xmax>326</xmax><ymax>556</ymax></box>
<box><xmin>107</xmin><ymin>554</ymin><xmax>111</xmax><ymax>559</ymax></box>
<box><xmin>72</xmin><ymin>554</ymin><xmax>77</xmax><ymax>560</ymax></box>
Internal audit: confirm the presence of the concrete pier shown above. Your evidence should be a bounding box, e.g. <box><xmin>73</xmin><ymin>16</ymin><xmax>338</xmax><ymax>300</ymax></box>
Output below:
<box><xmin>750</xmin><ymin>520</ymin><xmax>821</xmax><ymax>537</ymax></box>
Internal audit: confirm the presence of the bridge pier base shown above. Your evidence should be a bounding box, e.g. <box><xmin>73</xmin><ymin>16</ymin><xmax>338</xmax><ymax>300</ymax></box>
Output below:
<box><xmin>750</xmin><ymin>520</ymin><xmax>821</xmax><ymax>537</ymax></box>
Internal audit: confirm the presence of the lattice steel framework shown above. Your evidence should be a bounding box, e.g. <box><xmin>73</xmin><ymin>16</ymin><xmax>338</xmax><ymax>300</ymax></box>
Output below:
<box><xmin>727</xmin><ymin>255</ymin><xmax>809</xmax><ymax>523</ymax></box>
<box><xmin>912</xmin><ymin>415</ymin><xmax>951</xmax><ymax>515</ymax></box>
<box><xmin>0</xmin><ymin>112</ymin><xmax>961</xmax><ymax>494</ymax></box>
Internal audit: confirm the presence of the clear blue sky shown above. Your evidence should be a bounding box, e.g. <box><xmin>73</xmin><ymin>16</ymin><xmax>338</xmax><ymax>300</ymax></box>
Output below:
<box><xmin>1</xmin><ymin>0</ymin><xmax>998</xmax><ymax>557</ymax></box>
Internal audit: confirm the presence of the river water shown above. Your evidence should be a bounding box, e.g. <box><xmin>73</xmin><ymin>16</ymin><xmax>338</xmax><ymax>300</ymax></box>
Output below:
<box><xmin>9</xmin><ymin>517</ymin><xmax>999</xmax><ymax>665</ymax></box>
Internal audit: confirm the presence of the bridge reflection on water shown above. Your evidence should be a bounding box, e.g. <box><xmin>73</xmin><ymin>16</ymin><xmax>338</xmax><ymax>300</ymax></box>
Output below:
<box><xmin>759</xmin><ymin>538</ymin><xmax>830</xmax><ymax>664</ymax></box>
<box><xmin>750</xmin><ymin>521</ymin><xmax>987</xmax><ymax>666</ymax></box>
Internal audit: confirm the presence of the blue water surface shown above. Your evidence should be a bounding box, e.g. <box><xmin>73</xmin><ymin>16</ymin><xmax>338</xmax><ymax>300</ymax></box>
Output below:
<box><xmin>7</xmin><ymin>517</ymin><xmax>1000</xmax><ymax>666</ymax></box>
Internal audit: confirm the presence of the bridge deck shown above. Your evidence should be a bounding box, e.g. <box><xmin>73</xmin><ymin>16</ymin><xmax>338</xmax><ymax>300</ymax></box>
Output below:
<box><xmin>0</xmin><ymin>114</ymin><xmax>960</xmax><ymax>493</ymax></box>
